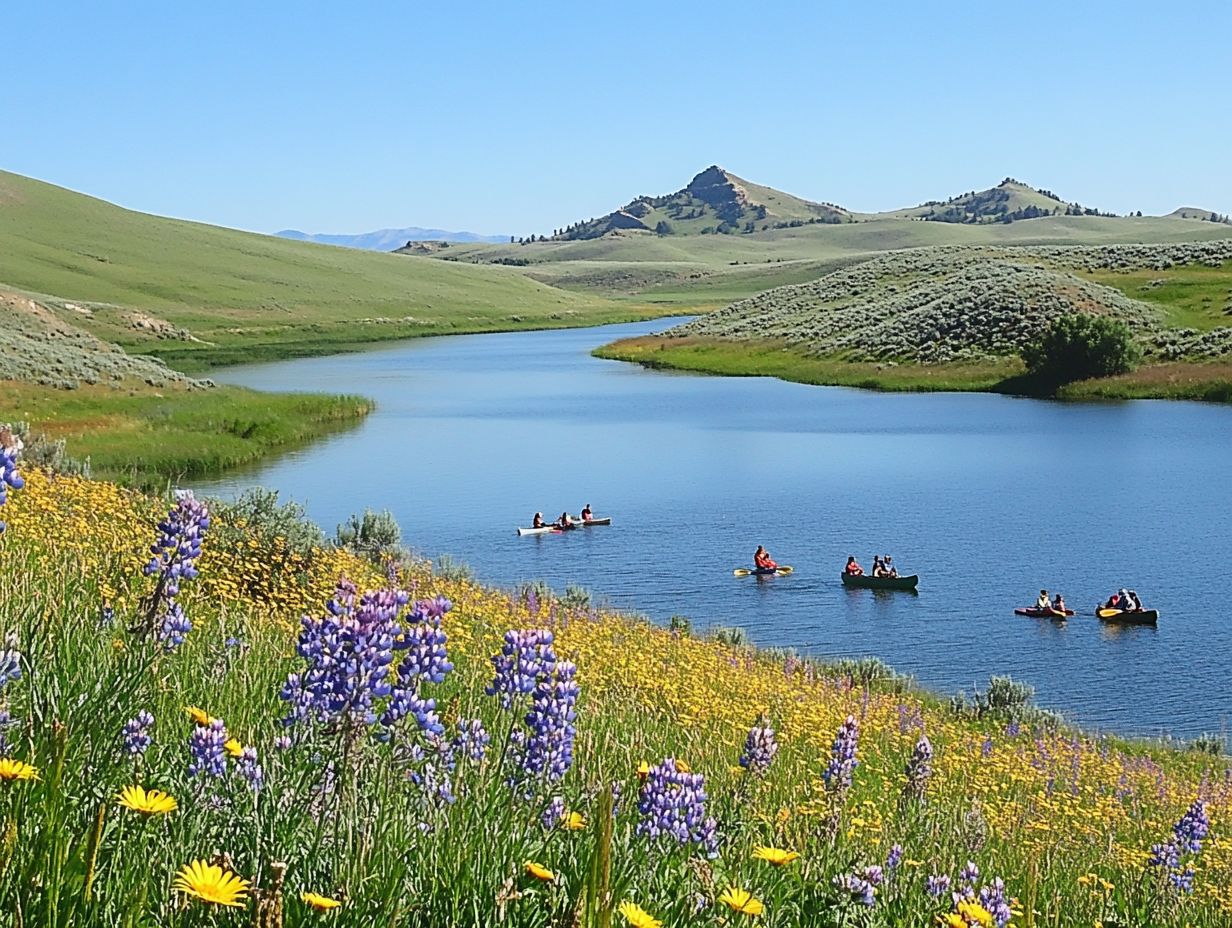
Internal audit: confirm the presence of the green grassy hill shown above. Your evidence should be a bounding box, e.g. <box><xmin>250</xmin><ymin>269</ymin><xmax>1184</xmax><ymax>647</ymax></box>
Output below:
<box><xmin>873</xmin><ymin>177</ymin><xmax>1105</xmax><ymax>223</ymax></box>
<box><xmin>0</xmin><ymin>170</ymin><xmax>643</xmax><ymax>369</ymax></box>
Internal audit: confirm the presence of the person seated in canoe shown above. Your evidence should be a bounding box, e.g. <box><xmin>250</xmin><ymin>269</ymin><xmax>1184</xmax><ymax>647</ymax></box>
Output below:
<box><xmin>1126</xmin><ymin>590</ymin><xmax>1143</xmax><ymax>611</ymax></box>
<box><xmin>532</xmin><ymin>512</ymin><xmax>547</xmax><ymax>529</ymax></box>
<box><xmin>1052</xmin><ymin>593</ymin><xmax>1067</xmax><ymax>613</ymax></box>
<box><xmin>884</xmin><ymin>555</ymin><xmax>899</xmax><ymax>578</ymax></box>
<box><xmin>556</xmin><ymin>511</ymin><xmax>573</xmax><ymax>530</ymax></box>
<box><xmin>1036</xmin><ymin>589</ymin><xmax>1051</xmax><ymax>610</ymax></box>
<box><xmin>1103</xmin><ymin>589</ymin><xmax>1129</xmax><ymax>610</ymax></box>
<box><xmin>871</xmin><ymin>556</ymin><xmax>885</xmax><ymax>577</ymax></box>
<box><xmin>754</xmin><ymin>546</ymin><xmax>777</xmax><ymax>571</ymax></box>
<box><xmin>844</xmin><ymin>556</ymin><xmax>864</xmax><ymax>576</ymax></box>
<box><xmin>580</xmin><ymin>504</ymin><xmax>593</xmax><ymax>522</ymax></box>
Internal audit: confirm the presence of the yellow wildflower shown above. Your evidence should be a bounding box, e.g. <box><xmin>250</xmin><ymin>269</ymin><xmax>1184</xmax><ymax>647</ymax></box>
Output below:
<box><xmin>617</xmin><ymin>900</ymin><xmax>662</xmax><ymax>928</ymax></box>
<box><xmin>301</xmin><ymin>891</ymin><xmax>343</xmax><ymax>911</ymax></box>
<box><xmin>751</xmin><ymin>845</ymin><xmax>800</xmax><ymax>866</ymax></box>
<box><xmin>718</xmin><ymin>887</ymin><xmax>764</xmax><ymax>916</ymax></box>
<box><xmin>223</xmin><ymin>738</ymin><xmax>244</xmax><ymax>758</ymax></box>
<box><xmin>0</xmin><ymin>759</ymin><xmax>39</xmax><ymax>782</ymax></box>
<box><xmin>563</xmin><ymin>811</ymin><xmax>586</xmax><ymax>831</ymax></box>
<box><xmin>524</xmin><ymin>861</ymin><xmax>555</xmax><ymax>882</ymax></box>
<box><xmin>185</xmin><ymin>706</ymin><xmax>214</xmax><ymax>727</ymax></box>
<box><xmin>117</xmin><ymin>785</ymin><xmax>177</xmax><ymax>815</ymax></box>
<box><xmin>173</xmin><ymin>859</ymin><xmax>249</xmax><ymax>908</ymax></box>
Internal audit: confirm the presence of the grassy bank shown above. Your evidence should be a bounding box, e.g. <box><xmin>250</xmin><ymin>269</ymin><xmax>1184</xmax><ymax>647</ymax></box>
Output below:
<box><xmin>0</xmin><ymin>470</ymin><xmax>1228</xmax><ymax>925</ymax></box>
<box><xmin>595</xmin><ymin>336</ymin><xmax>1019</xmax><ymax>393</ymax></box>
<box><xmin>2</xmin><ymin>381</ymin><xmax>372</xmax><ymax>486</ymax></box>
<box><xmin>597</xmin><ymin>335</ymin><xmax>1232</xmax><ymax>402</ymax></box>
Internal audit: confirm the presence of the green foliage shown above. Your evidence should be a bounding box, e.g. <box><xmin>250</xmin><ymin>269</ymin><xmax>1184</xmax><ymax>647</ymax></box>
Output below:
<box><xmin>207</xmin><ymin>487</ymin><xmax>324</xmax><ymax>557</ymax></box>
<box><xmin>7</xmin><ymin>421</ymin><xmax>89</xmax><ymax>477</ymax></box>
<box><xmin>434</xmin><ymin>553</ymin><xmax>475</xmax><ymax>583</ymax></box>
<box><xmin>1191</xmin><ymin>732</ymin><xmax>1227</xmax><ymax>756</ymax></box>
<box><xmin>561</xmin><ymin>584</ymin><xmax>593</xmax><ymax>609</ymax></box>
<box><xmin>708</xmin><ymin>625</ymin><xmax>749</xmax><ymax>647</ymax></box>
<box><xmin>667</xmin><ymin>615</ymin><xmax>692</xmax><ymax>637</ymax></box>
<box><xmin>1022</xmin><ymin>313</ymin><xmax>1142</xmax><ymax>385</ymax></box>
<box><xmin>335</xmin><ymin>508</ymin><xmax>403</xmax><ymax>562</ymax></box>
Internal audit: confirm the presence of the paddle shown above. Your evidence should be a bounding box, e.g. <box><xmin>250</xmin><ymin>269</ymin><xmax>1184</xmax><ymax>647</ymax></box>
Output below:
<box><xmin>1097</xmin><ymin>607</ymin><xmax>1122</xmax><ymax>618</ymax></box>
<box><xmin>733</xmin><ymin>565</ymin><xmax>793</xmax><ymax>577</ymax></box>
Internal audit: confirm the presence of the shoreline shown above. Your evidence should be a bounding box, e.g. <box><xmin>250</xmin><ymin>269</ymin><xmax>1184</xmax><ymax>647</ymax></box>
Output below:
<box><xmin>595</xmin><ymin>334</ymin><xmax>1232</xmax><ymax>403</ymax></box>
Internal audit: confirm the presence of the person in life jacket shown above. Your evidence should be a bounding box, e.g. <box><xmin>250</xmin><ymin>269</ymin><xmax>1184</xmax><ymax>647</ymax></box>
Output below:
<box><xmin>845</xmin><ymin>556</ymin><xmax>864</xmax><ymax>576</ymax></box>
<box><xmin>1036</xmin><ymin>589</ymin><xmax>1051</xmax><ymax>610</ymax></box>
<box><xmin>1052</xmin><ymin>592</ymin><xmax>1067</xmax><ymax>612</ymax></box>
<box><xmin>872</xmin><ymin>555</ymin><xmax>887</xmax><ymax>577</ymax></box>
<box><xmin>557</xmin><ymin>512</ymin><xmax>573</xmax><ymax>529</ymax></box>
<box><xmin>754</xmin><ymin>546</ymin><xmax>777</xmax><ymax>570</ymax></box>
<box><xmin>532</xmin><ymin>512</ymin><xmax>546</xmax><ymax>529</ymax></box>
<box><xmin>580</xmin><ymin>504</ymin><xmax>593</xmax><ymax>522</ymax></box>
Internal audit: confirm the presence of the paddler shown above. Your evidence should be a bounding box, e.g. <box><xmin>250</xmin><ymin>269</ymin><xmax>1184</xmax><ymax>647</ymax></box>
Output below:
<box><xmin>557</xmin><ymin>511</ymin><xmax>573</xmax><ymax>530</ymax></box>
<box><xmin>844</xmin><ymin>556</ymin><xmax>864</xmax><ymax>576</ymax></box>
<box><xmin>1036</xmin><ymin>589</ymin><xmax>1051</xmax><ymax>610</ymax></box>
<box><xmin>580</xmin><ymin>504</ymin><xmax>593</xmax><ymax>522</ymax></box>
<box><xmin>1052</xmin><ymin>592</ymin><xmax>1067</xmax><ymax>613</ymax></box>
<box><xmin>532</xmin><ymin>512</ymin><xmax>546</xmax><ymax>529</ymax></box>
<box><xmin>754</xmin><ymin>545</ymin><xmax>777</xmax><ymax>571</ymax></box>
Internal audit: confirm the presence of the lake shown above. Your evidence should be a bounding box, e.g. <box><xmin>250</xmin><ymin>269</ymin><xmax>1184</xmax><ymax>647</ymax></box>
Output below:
<box><xmin>195</xmin><ymin>319</ymin><xmax>1232</xmax><ymax>742</ymax></box>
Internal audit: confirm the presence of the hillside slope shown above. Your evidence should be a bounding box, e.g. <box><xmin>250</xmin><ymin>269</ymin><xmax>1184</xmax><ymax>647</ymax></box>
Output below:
<box><xmin>875</xmin><ymin>178</ymin><xmax>1108</xmax><ymax>224</ymax></box>
<box><xmin>275</xmin><ymin>226</ymin><xmax>509</xmax><ymax>249</ymax></box>
<box><xmin>0</xmin><ymin>170</ymin><xmax>637</xmax><ymax>369</ymax></box>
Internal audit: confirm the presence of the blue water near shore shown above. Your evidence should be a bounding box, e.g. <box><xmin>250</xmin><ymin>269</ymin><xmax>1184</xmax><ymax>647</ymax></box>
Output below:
<box><xmin>195</xmin><ymin>318</ymin><xmax>1232</xmax><ymax>741</ymax></box>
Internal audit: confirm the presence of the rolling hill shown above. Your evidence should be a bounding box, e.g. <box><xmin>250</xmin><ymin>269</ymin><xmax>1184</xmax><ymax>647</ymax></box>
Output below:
<box><xmin>876</xmin><ymin>177</ymin><xmax>1110</xmax><ymax>224</ymax></box>
<box><xmin>275</xmin><ymin>226</ymin><xmax>509</xmax><ymax>250</ymax></box>
<box><xmin>551</xmin><ymin>165</ymin><xmax>852</xmax><ymax>240</ymax></box>
<box><xmin>0</xmin><ymin>170</ymin><xmax>640</xmax><ymax>370</ymax></box>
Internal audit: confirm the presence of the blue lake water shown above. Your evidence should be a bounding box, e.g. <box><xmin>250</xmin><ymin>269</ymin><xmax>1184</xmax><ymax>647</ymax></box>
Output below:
<box><xmin>194</xmin><ymin>319</ymin><xmax>1232</xmax><ymax>741</ymax></box>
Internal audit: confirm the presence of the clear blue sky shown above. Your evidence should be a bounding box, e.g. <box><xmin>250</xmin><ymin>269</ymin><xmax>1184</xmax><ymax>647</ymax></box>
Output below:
<box><xmin>3</xmin><ymin>1</ymin><xmax>1229</xmax><ymax>235</ymax></box>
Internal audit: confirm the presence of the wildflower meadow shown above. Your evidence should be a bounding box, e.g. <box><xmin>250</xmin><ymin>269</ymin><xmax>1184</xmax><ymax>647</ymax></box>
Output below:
<box><xmin>0</xmin><ymin>461</ymin><xmax>1229</xmax><ymax>926</ymax></box>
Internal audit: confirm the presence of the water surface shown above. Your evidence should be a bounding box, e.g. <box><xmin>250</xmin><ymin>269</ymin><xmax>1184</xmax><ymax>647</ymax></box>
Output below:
<box><xmin>196</xmin><ymin>319</ymin><xmax>1232</xmax><ymax>741</ymax></box>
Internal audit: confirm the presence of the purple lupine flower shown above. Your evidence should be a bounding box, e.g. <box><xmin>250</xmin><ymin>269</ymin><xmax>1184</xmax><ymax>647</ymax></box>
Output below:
<box><xmin>122</xmin><ymin>710</ymin><xmax>155</xmax><ymax>756</ymax></box>
<box><xmin>822</xmin><ymin>715</ymin><xmax>860</xmax><ymax>792</ymax></box>
<box><xmin>834</xmin><ymin>865</ymin><xmax>882</xmax><ymax>906</ymax></box>
<box><xmin>327</xmin><ymin>577</ymin><xmax>358</xmax><ymax>616</ymax></box>
<box><xmin>0</xmin><ymin>434</ymin><xmax>24</xmax><ymax>535</ymax></box>
<box><xmin>959</xmin><ymin>861</ymin><xmax>980</xmax><ymax>893</ymax></box>
<box><xmin>981</xmin><ymin>736</ymin><xmax>994</xmax><ymax>758</ymax></box>
<box><xmin>518</xmin><ymin>660</ymin><xmax>579</xmax><ymax>781</ymax></box>
<box><xmin>904</xmin><ymin>734</ymin><xmax>933</xmax><ymax>801</ymax></box>
<box><xmin>451</xmin><ymin>718</ymin><xmax>490</xmax><ymax>762</ymax></box>
<box><xmin>236</xmin><ymin>746</ymin><xmax>263</xmax><ymax>792</ymax></box>
<box><xmin>280</xmin><ymin>588</ymin><xmax>408</xmax><ymax>730</ymax></box>
<box><xmin>0</xmin><ymin>709</ymin><xmax>14</xmax><ymax>757</ymax></box>
<box><xmin>382</xmin><ymin>690</ymin><xmax>443</xmax><ymax>735</ymax></box>
<box><xmin>1171</xmin><ymin>867</ymin><xmax>1195</xmax><ymax>893</ymax></box>
<box><xmin>978</xmin><ymin>878</ymin><xmax>1013</xmax><ymax>927</ymax></box>
<box><xmin>541</xmin><ymin>795</ymin><xmax>566</xmax><ymax>829</ymax></box>
<box><xmin>485</xmin><ymin>628</ymin><xmax>557</xmax><ymax>709</ymax></box>
<box><xmin>885</xmin><ymin>844</ymin><xmax>903</xmax><ymax>872</ymax></box>
<box><xmin>188</xmin><ymin>719</ymin><xmax>227</xmax><ymax>778</ymax></box>
<box><xmin>394</xmin><ymin>598</ymin><xmax>454</xmax><ymax>683</ymax></box>
<box><xmin>1173</xmin><ymin>799</ymin><xmax>1210</xmax><ymax>854</ymax></box>
<box><xmin>636</xmin><ymin>758</ymin><xmax>719</xmax><ymax>858</ymax></box>
<box><xmin>0</xmin><ymin>650</ymin><xmax>21</xmax><ymax>689</ymax></box>
<box><xmin>158</xmin><ymin>602</ymin><xmax>193</xmax><ymax>652</ymax></box>
<box><xmin>925</xmin><ymin>874</ymin><xmax>952</xmax><ymax>897</ymax></box>
<box><xmin>1005</xmin><ymin>720</ymin><xmax>1021</xmax><ymax>738</ymax></box>
<box><xmin>273</xmin><ymin>734</ymin><xmax>292</xmax><ymax>751</ymax></box>
<box><xmin>144</xmin><ymin>491</ymin><xmax>210</xmax><ymax>596</ymax></box>
<box><xmin>1149</xmin><ymin>840</ymin><xmax>1180</xmax><ymax>869</ymax></box>
<box><xmin>738</xmin><ymin>721</ymin><xmax>779</xmax><ymax>776</ymax></box>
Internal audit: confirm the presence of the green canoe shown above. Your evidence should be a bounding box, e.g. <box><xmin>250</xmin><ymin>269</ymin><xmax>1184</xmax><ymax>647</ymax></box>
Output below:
<box><xmin>840</xmin><ymin>573</ymin><xmax>919</xmax><ymax>591</ymax></box>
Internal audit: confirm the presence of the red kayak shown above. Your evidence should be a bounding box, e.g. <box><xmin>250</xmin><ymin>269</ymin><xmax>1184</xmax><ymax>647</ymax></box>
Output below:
<box><xmin>1014</xmin><ymin>606</ymin><xmax>1074</xmax><ymax>618</ymax></box>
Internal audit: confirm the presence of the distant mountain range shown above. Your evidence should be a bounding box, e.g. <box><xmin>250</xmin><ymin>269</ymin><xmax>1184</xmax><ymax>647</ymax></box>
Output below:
<box><xmin>544</xmin><ymin>166</ymin><xmax>1230</xmax><ymax>242</ymax></box>
<box><xmin>274</xmin><ymin>227</ymin><xmax>509</xmax><ymax>251</ymax></box>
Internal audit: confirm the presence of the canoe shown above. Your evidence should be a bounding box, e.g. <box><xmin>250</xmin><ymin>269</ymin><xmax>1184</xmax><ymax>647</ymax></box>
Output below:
<box><xmin>734</xmin><ymin>565</ymin><xmax>794</xmax><ymax>577</ymax></box>
<box><xmin>516</xmin><ymin>525</ymin><xmax>562</xmax><ymax>536</ymax></box>
<box><xmin>570</xmin><ymin>516</ymin><xmax>612</xmax><ymax>526</ymax></box>
<box><xmin>841</xmin><ymin>573</ymin><xmax>918</xmax><ymax>591</ymax></box>
<box><xmin>1097</xmin><ymin>607</ymin><xmax>1158</xmax><ymax>625</ymax></box>
<box><xmin>1014</xmin><ymin>607</ymin><xmax>1074</xmax><ymax>618</ymax></box>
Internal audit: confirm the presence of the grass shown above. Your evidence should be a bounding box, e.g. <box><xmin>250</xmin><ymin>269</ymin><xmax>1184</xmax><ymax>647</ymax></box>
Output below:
<box><xmin>595</xmin><ymin>336</ymin><xmax>1020</xmax><ymax>393</ymax></box>
<box><xmin>2</xmin><ymin>380</ymin><xmax>372</xmax><ymax>486</ymax></box>
<box><xmin>0</xmin><ymin>470</ymin><xmax>1229</xmax><ymax>925</ymax></box>
<box><xmin>1084</xmin><ymin>261</ymin><xmax>1232</xmax><ymax>331</ymax></box>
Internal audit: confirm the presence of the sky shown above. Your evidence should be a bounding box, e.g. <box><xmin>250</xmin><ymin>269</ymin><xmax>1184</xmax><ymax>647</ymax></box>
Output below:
<box><xmin>3</xmin><ymin>1</ymin><xmax>1230</xmax><ymax>236</ymax></box>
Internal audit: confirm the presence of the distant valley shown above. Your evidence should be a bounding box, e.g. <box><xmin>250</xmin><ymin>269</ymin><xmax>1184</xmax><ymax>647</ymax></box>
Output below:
<box><xmin>275</xmin><ymin>226</ymin><xmax>509</xmax><ymax>250</ymax></box>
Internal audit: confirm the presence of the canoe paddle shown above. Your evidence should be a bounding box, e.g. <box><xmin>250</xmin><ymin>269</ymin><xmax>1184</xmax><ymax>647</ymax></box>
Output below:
<box><xmin>733</xmin><ymin>566</ymin><xmax>794</xmax><ymax>577</ymax></box>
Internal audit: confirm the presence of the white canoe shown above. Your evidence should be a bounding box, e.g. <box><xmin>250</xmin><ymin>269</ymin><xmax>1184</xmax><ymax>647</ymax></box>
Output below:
<box><xmin>570</xmin><ymin>516</ymin><xmax>612</xmax><ymax>526</ymax></box>
<box><xmin>516</xmin><ymin>525</ymin><xmax>559</xmax><ymax>536</ymax></box>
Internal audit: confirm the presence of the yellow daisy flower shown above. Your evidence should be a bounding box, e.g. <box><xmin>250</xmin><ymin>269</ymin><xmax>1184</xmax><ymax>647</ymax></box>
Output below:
<box><xmin>938</xmin><ymin>915</ymin><xmax>967</xmax><ymax>928</ymax></box>
<box><xmin>564</xmin><ymin>811</ymin><xmax>587</xmax><ymax>831</ymax></box>
<box><xmin>185</xmin><ymin>706</ymin><xmax>214</xmax><ymax>727</ymax></box>
<box><xmin>301</xmin><ymin>891</ymin><xmax>343</xmax><ymax>911</ymax></box>
<box><xmin>117</xmin><ymin>785</ymin><xmax>177</xmax><ymax>815</ymax></box>
<box><xmin>637</xmin><ymin>760</ymin><xmax>650</xmax><ymax>782</ymax></box>
<box><xmin>618</xmin><ymin>900</ymin><xmax>663</xmax><ymax>928</ymax></box>
<box><xmin>674</xmin><ymin>759</ymin><xmax>691</xmax><ymax>773</ymax></box>
<box><xmin>957</xmin><ymin>900</ymin><xmax>995</xmax><ymax>927</ymax></box>
<box><xmin>0</xmin><ymin>759</ymin><xmax>39</xmax><ymax>782</ymax></box>
<box><xmin>173</xmin><ymin>859</ymin><xmax>249</xmax><ymax>908</ymax></box>
<box><xmin>524</xmin><ymin>861</ymin><xmax>555</xmax><ymax>882</ymax></box>
<box><xmin>223</xmin><ymin>738</ymin><xmax>244</xmax><ymax>758</ymax></box>
<box><xmin>718</xmin><ymin>887</ymin><xmax>764</xmax><ymax>917</ymax></box>
<box><xmin>751</xmin><ymin>845</ymin><xmax>800</xmax><ymax>866</ymax></box>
